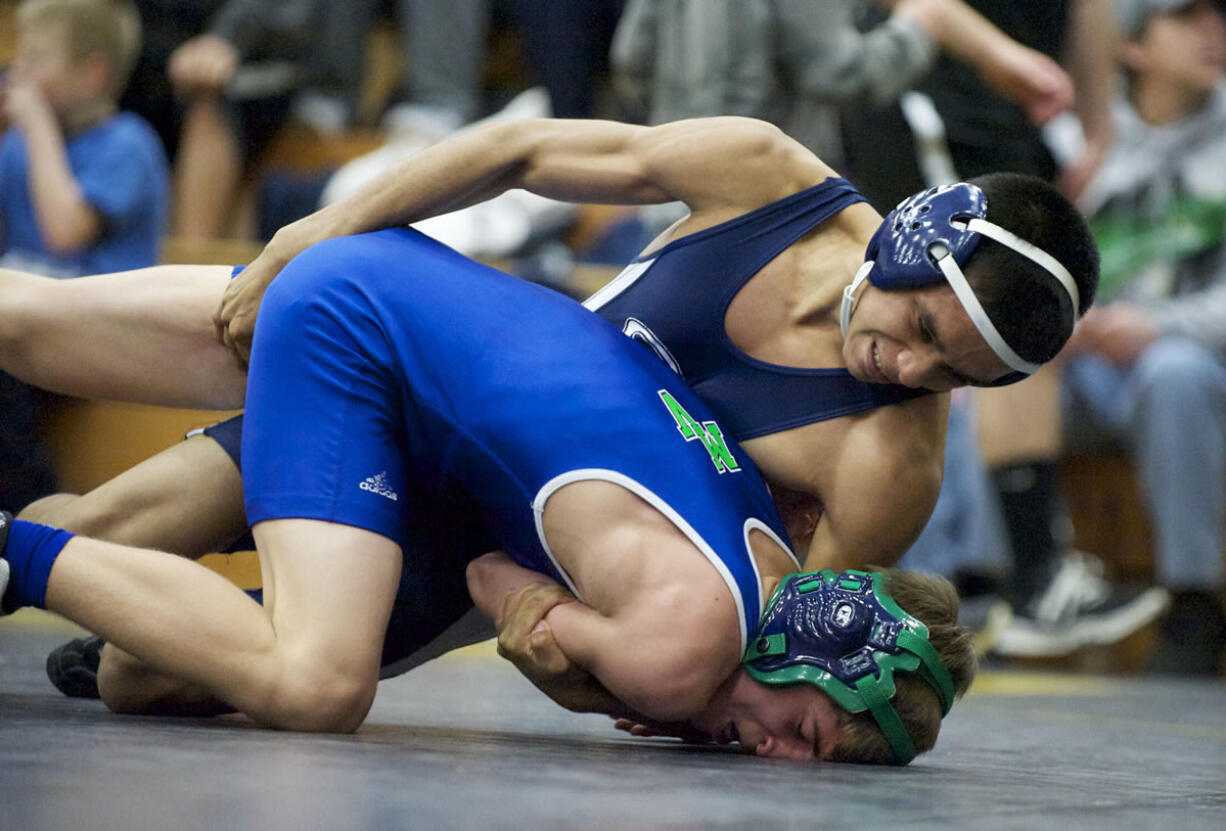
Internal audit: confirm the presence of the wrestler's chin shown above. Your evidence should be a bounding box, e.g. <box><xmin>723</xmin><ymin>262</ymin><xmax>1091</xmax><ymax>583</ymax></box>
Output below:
<box><xmin>840</xmin><ymin>337</ymin><xmax>866</xmax><ymax>382</ymax></box>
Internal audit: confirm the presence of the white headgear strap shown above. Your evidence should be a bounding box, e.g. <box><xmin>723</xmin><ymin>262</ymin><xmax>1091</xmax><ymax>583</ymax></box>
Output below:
<box><xmin>933</xmin><ymin>245</ymin><xmax>1040</xmax><ymax>375</ymax></box>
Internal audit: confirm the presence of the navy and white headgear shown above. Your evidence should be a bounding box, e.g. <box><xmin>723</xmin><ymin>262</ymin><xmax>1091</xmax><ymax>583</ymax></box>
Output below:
<box><xmin>839</xmin><ymin>183</ymin><xmax>1080</xmax><ymax>386</ymax></box>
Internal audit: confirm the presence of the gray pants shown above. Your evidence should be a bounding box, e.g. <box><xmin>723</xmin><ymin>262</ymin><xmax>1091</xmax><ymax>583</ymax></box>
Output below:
<box><xmin>1064</xmin><ymin>337</ymin><xmax>1226</xmax><ymax>591</ymax></box>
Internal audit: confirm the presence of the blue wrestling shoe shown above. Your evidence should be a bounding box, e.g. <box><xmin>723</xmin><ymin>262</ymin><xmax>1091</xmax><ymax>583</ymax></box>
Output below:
<box><xmin>46</xmin><ymin>636</ymin><xmax>105</xmax><ymax>699</ymax></box>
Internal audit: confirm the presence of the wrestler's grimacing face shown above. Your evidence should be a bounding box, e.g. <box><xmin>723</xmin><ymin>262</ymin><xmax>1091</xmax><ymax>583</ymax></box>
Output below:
<box><xmin>842</xmin><ymin>283</ymin><xmax>1010</xmax><ymax>391</ymax></box>
<box><xmin>689</xmin><ymin>669</ymin><xmax>842</xmax><ymax>761</ymax></box>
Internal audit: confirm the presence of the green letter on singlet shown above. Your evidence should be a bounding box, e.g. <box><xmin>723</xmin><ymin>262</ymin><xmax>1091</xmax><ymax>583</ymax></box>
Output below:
<box><xmin>658</xmin><ymin>389</ymin><xmax>741</xmax><ymax>474</ymax></box>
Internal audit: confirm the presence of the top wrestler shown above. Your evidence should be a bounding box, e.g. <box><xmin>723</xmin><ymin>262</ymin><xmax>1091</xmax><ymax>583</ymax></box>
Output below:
<box><xmin>1</xmin><ymin>117</ymin><xmax>1099</xmax><ymax>574</ymax></box>
<box><xmin>3</xmin><ymin>226</ymin><xmax>975</xmax><ymax>765</ymax></box>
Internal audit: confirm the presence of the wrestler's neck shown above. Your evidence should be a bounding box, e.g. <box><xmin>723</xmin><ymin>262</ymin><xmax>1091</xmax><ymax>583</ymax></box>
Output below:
<box><xmin>723</xmin><ymin>200</ymin><xmax>879</xmax><ymax>370</ymax></box>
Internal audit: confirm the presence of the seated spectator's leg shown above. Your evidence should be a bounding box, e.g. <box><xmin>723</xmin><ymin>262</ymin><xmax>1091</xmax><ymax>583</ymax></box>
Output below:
<box><xmin>511</xmin><ymin>0</ymin><xmax>626</xmax><ymax>118</ymax></box>
<box><xmin>974</xmin><ymin>365</ymin><xmax>1064</xmax><ymax>606</ymax></box>
<box><xmin>295</xmin><ymin>0</ymin><xmax>380</xmax><ymax>128</ymax></box>
<box><xmin>394</xmin><ymin>0</ymin><xmax>491</xmax><ymax>132</ymax></box>
<box><xmin>173</xmin><ymin>92</ymin><xmax>243</xmax><ymax>239</ymax></box>
<box><xmin>0</xmin><ymin>265</ymin><xmax>243</xmax><ymax>409</ymax></box>
<box><xmin>898</xmin><ymin>392</ymin><xmax>1007</xmax><ymax>580</ymax></box>
<box><xmin>1123</xmin><ymin>339</ymin><xmax>1226</xmax><ymax>672</ymax></box>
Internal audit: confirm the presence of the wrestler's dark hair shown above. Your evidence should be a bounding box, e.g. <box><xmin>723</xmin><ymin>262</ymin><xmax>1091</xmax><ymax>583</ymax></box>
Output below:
<box><xmin>962</xmin><ymin>172</ymin><xmax>1100</xmax><ymax>365</ymax></box>
<box><xmin>828</xmin><ymin>568</ymin><xmax>977</xmax><ymax>765</ymax></box>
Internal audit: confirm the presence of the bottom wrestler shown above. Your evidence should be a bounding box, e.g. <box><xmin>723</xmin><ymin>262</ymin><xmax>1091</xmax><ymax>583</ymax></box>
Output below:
<box><xmin>2</xmin><ymin>229</ymin><xmax>974</xmax><ymax>763</ymax></box>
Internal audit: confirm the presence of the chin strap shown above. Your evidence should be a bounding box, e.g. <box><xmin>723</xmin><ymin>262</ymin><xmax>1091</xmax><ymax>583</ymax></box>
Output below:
<box><xmin>839</xmin><ymin>260</ymin><xmax>875</xmax><ymax>337</ymax></box>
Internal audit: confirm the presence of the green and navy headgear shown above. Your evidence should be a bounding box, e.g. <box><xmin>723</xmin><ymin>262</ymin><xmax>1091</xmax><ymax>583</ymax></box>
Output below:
<box><xmin>743</xmin><ymin>569</ymin><xmax>955</xmax><ymax>765</ymax></box>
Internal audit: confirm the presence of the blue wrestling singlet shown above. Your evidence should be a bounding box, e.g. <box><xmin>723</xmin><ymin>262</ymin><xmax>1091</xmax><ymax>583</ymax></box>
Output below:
<box><xmin>585</xmin><ymin>177</ymin><xmax>929</xmax><ymax>440</ymax></box>
<box><xmin>241</xmin><ymin>228</ymin><xmax>799</xmax><ymax>650</ymax></box>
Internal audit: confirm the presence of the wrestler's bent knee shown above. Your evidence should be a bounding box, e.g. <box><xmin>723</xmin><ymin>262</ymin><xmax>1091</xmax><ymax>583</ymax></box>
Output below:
<box><xmin>259</xmin><ymin>660</ymin><xmax>378</xmax><ymax>733</ymax></box>
<box><xmin>17</xmin><ymin>494</ymin><xmax>83</xmax><ymax>528</ymax></box>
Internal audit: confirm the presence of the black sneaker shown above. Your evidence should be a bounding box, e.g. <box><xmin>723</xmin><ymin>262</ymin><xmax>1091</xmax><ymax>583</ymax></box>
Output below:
<box><xmin>994</xmin><ymin>551</ymin><xmax>1170</xmax><ymax>657</ymax></box>
<box><xmin>1</xmin><ymin>510</ymin><xmax>14</xmax><ymax>616</ymax></box>
<box><xmin>46</xmin><ymin>636</ymin><xmax>105</xmax><ymax>699</ymax></box>
<box><xmin>957</xmin><ymin>594</ymin><xmax>1014</xmax><ymax>658</ymax></box>
<box><xmin>1146</xmin><ymin>591</ymin><xmax>1226</xmax><ymax>677</ymax></box>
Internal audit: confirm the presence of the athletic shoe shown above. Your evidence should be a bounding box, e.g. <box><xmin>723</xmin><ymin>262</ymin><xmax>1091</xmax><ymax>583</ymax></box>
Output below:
<box><xmin>45</xmin><ymin>636</ymin><xmax>105</xmax><ymax>699</ymax></box>
<box><xmin>1</xmin><ymin>510</ymin><xmax>14</xmax><ymax>616</ymax></box>
<box><xmin>957</xmin><ymin>594</ymin><xmax>1014</xmax><ymax>658</ymax></box>
<box><xmin>1146</xmin><ymin>590</ymin><xmax>1226</xmax><ymax>677</ymax></box>
<box><xmin>994</xmin><ymin>551</ymin><xmax>1170</xmax><ymax>657</ymax></box>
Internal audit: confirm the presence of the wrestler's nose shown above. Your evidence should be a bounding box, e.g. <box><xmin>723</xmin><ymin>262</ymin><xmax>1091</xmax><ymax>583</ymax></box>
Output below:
<box><xmin>755</xmin><ymin>734</ymin><xmax>815</xmax><ymax>761</ymax></box>
<box><xmin>896</xmin><ymin>345</ymin><xmax>941</xmax><ymax>389</ymax></box>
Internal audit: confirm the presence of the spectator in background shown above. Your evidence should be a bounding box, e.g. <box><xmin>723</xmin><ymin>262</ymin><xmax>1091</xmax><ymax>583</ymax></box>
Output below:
<box><xmin>301</xmin><ymin>0</ymin><xmax>492</xmax><ymax>137</ymax></box>
<box><xmin>610</xmin><ymin>0</ymin><xmax>1073</xmax><ymax>175</ymax></box>
<box><xmin>0</xmin><ymin>0</ymin><xmax>167</xmax><ymax>513</ymax></box>
<box><xmin>602</xmin><ymin>0</ymin><xmax>1076</xmax><ymax>252</ymax></box>
<box><xmin>300</xmin><ymin>0</ymin><xmax>625</xmax><ymax>137</ymax></box>
<box><xmin>1056</xmin><ymin>0</ymin><xmax>1226</xmax><ymax>674</ymax></box>
<box><xmin>121</xmin><ymin>0</ymin><xmax>318</xmax><ymax>239</ymax></box>
<box><xmin>2</xmin><ymin>0</ymin><xmax>167</xmax><ymax>275</ymax></box>
<box><xmin>844</xmin><ymin>0</ymin><xmax>1114</xmax><ymax>209</ymax></box>
<box><xmin>843</xmin><ymin>1</ymin><xmax>1162</xmax><ymax>660</ymax></box>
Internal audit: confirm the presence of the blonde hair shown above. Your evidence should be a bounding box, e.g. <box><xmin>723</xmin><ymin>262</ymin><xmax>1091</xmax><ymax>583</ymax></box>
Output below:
<box><xmin>828</xmin><ymin>568</ymin><xmax>977</xmax><ymax>765</ymax></box>
<box><xmin>18</xmin><ymin>0</ymin><xmax>141</xmax><ymax>99</ymax></box>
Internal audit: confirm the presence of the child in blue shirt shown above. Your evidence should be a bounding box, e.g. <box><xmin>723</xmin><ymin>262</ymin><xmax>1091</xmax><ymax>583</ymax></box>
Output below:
<box><xmin>1</xmin><ymin>0</ymin><xmax>167</xmax><ymax>277</ymax></box>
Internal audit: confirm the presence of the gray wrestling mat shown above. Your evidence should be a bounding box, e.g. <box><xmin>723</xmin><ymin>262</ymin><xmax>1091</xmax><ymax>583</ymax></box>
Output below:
<box><xmin>2</xmin><ymin>609</ymin><xmax>1223</xmax><ymax>831</ymax></box>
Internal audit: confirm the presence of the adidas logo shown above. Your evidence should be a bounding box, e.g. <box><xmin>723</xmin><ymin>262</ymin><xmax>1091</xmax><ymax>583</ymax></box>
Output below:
<box><xmin>359</xmin><ymin>472</ymin><xmax>399</xmax><ymax>501</ymax></box>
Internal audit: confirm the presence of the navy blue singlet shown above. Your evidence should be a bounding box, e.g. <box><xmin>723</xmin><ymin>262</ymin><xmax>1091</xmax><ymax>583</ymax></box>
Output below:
<box><xmin>585</xmin><ymin>177</ymin><xmax>928</xmax><ymax>440</ymax></box>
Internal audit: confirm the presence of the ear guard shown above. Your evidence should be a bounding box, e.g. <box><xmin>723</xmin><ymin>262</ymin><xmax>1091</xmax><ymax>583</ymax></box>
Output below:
<box><xmin>743</xmin><ymin>569</ymin><xmax>955</xmax><ymax>765</ymax></box>
<box><xmin>839</xmin><ymin>183</ymin><xmax>1081</xmax><ymax>386</ymax></box>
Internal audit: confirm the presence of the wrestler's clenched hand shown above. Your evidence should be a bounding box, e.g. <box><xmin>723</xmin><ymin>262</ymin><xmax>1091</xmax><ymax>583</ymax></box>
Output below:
<box><xmin>496</xmin><ymin>583</ymin><xmax>623</xmax><ymax>715</ymax></box>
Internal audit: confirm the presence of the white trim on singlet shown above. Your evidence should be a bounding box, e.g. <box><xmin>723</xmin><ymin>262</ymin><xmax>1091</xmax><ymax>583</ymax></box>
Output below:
<box><xmin>532</xmin><ymin>468</ymin><xmax>792</xmax><ymax>652</ymax></box>
<box><xmin>742</xmin><ymin>517</ymin><xmax>802</xmax><ymax>622</ymax></box>
<box><xmin>582</xmin><ymin>258</ymin><xmax>656</xmax><ymax>311</ymax></box>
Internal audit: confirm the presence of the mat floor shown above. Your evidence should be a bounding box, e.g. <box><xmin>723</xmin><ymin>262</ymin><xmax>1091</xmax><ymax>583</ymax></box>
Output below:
<box><xmin>2</xmin><ymin>610</ymin><xmax>1223</xmax><ymax>831</ymax></box>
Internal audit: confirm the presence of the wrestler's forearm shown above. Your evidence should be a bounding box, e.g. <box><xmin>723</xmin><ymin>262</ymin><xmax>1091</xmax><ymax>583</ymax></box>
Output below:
<box><xmin>465</xmin><ymin>551</ymin><xmax>559</xmax><ymax>623</ymax></box>
<box><xmin>267</xmin><ymin>118</ymin><xmax>563</xmax><ymax>267</ymax></box>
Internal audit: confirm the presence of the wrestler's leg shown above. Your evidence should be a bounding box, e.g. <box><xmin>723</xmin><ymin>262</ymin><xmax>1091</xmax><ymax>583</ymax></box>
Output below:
<box><xmin>2</xmin><ymin>516</ymin><xmax>402</xmax><ymax>731</ymax></box>
<box><xmin>0</xmin><ymin>265</ymin><xmax>245</xmax><ymax>409</ymax></box>
<box><xmin>18</xmin><ymin>430</ymin><xmax>246</xmax><ymax>555</ymax></box>
<box><xmin>19</xmin><ymin>424</ymin><xmax>251</xmax><ymax>709</ymax></box>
